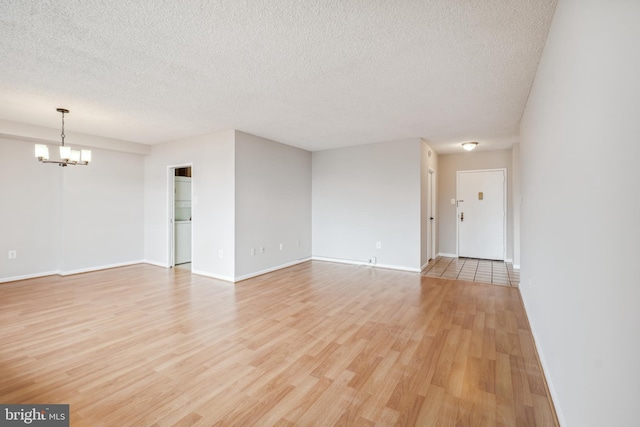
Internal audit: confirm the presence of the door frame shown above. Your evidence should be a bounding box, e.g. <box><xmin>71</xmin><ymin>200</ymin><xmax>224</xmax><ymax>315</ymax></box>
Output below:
<box><xmin>427</xmin><ymin>168</ymin><xmax>436</xmax><ymax>261</ymax></box>
<box><xmin>167</xmin><ymin>163</ymin><xmax>192</xmax><ymax>268</ymax></box>
<box><xmin>455</xmin><ymin>168</ymin><xmax>507</xmax><ymax>260</ymax></box>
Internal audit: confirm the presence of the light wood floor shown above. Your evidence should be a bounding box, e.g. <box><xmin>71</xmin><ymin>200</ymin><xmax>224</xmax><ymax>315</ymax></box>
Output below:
<box><xmin>0</xmin><ymin>261</ymin><xmax>557</xmax><ymax>426</ymax></box>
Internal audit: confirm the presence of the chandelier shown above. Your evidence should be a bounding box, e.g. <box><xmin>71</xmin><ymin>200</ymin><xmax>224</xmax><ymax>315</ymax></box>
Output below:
<box><xmin>35</xmin><ymin>108</ymin><xmax>91</xmax><ymax>166</ymax></box>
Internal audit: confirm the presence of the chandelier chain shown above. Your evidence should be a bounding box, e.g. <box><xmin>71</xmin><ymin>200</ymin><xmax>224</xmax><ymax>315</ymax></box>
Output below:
<box><xmin>60</xmin><ymin>110</ymin><xmax>65</xmax><ymax>146</ymax></box>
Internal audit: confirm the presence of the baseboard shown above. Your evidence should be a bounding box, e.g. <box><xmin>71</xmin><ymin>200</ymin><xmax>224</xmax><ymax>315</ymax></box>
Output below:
<box><xmin>1</xmin><ymin>260</ymin><xmax>146</xmax><ymax>283</ymax></box>
<box><xmin>421</xmin><ymin>261</ymin><xmax>430</xmax><ymax>271</ymax></box>
<box><xmin>312</xmin><ymin>256</ymin><xmax>420</xmax><ymax>273</ymax></box>
<box><xmin>0</xmin><ymin>270</ymin><xmax>59</xmax><ymax>284</ymax></box>
<box><xmin>518</xmin><ymin>289</ymin><xmax>565</xmax><ymax>426</ymax></box>
<box><xmin>437</xmin><ymin>252</ymin><xmax>458</xmax><ymax>258</ymax></box>
<box><xmin>234</xmin><ymin>257</ymin><xmax>312</xmax><ymax>282</ymax></box>
<box><xmin>312</xmin><ymin>256</ymin><xmax>367</xmax><ymax>267</ymax></box>
<box><xmin>3</xmin><ymin>256</ymin><xmax>418</xmax><ymax>284</ymax></box>
<box><xmin>143</xmin><ymin>259</ymin><xmax>169</xmax><ymax>268</ymax></box>
<box><xmin>191</xmin><ymin>269</ymin><xmax>234</xmax><ymax>283</ymax></box>
<box><xmin>59</xmin><ymin>260</ymin><xmax>145</xmax><ymax>276</ymax></box>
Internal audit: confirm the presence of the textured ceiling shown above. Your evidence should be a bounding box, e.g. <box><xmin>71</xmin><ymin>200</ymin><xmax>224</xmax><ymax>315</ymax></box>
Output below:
<box><xmin>0</xmin><ymin>0</ymin><xmax>556</xmax><ymax>153</ymax></box>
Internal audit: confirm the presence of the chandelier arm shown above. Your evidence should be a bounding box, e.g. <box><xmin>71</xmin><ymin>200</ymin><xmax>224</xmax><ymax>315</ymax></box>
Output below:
<box><xmin>39</xmin><ymin>159</ymin><xmax>68</xmax><ymax>167</ymax></box>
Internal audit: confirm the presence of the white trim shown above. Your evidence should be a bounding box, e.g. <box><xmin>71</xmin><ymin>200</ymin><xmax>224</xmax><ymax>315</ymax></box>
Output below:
<box><xmin>0</xmin><ymin>270</ymin><xmax>59</xmax><ymax>283</ymax></box>
<box><xmin>312</xmin><ymin>256</ymin><xmax>363</xmax><ymax>266</ymax></box>
<box><xmin>437</xmin><ymin>252</ymin><xmax>458</xmax><ymax>258</ymax></box>
<box><xmin>312</xmin><ymin>256</ymin><xmax>421</xmax><ymax>273</ymax></box>
<box><xmin>144</xmin><ymin>259</ymin><xmax>169</xmax><ymax>268</ymax></box>
<box><xmin>504</xmin><ymin>258</ymin><xmax>513</xmax><ymax>264</ymax></box>
<box><xmin>519</xmin><ymin>290</ymin><xmax>566</xmax><ymax>427</ymax></box>
<box><xmin>2</xmin><ymin>260</ymin><xmax>150</xmax><ymax>283</ymax></box>
<box><xmin>234</xmin><ymin>257</ymin><xmax>312</xmax><ymax>282</ymax></box>
<box><xmin>427</xmin><ymin>168</ymin><xmax>437</xmax><ymax>263</ymax></box>
<box><xmin>1</xmin><ymin>259</ymin><xmax>314</xmax><ymax>284</ymax></box>
<box><xmin>59</xmin><ymin>260</ymin><xmax>145</xmax><ymax>276</ymax></box>
<box><xmin>191</xmin><ymin>269</ymin><xmax>234</xmax><ymax>283</ymax></box>
<box><xmin>513</xmin><ymin>264</ymin><xmax>521</xmax><ymax>270</ymax></box>
<box><xmin>378</xmin><ymin>264</ymin><xmax>420</xmax><ymax>273</ymax></box>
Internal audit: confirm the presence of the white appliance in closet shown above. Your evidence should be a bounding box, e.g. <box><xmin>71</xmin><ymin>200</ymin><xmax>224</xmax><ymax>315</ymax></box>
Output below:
<box><xmin>174</xmin><ymin>176</ymin><xmax>192</xmax><ymax>265</ymax></box>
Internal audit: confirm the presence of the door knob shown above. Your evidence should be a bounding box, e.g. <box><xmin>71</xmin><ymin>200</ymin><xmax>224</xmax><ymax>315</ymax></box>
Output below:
<box><xmin>460</xmin><ymin>212</ymin><xmax>464</xmax><ymax>222</ymax></box>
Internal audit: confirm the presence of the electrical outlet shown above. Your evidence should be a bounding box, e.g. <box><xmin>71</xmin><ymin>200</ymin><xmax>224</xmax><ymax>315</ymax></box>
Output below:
<box><xmin>528</xmin><ymin>278</ymin><xmax>532</xmax><ymax>288</ymax></box>
<box><xmin>251</xmin><ymin>248</ymin><xmax>256</xmax><ymax>256</ymax></box>
<box><xmin>219</xmin><ymin>250</ymin><xmax>224</xmax><ymax>258</ymax></box>
<box><xmin>8</xmin><ymin>250</ymin><xmax>17</xmax><ymax>259</ymax></box>
<box><xmin>376</xmin><ymin>242</ymin><xmax>381</xmax><ymax>249</ymax></box>
<box><xmin>279</xmin><ymin>243</ymin><xmax>283</xmax><ymax>251</ymax></box>
<box><xmin>451</xmin><ymin>198</ymin><xmax>456</xmax><ymax>205</ymax></box>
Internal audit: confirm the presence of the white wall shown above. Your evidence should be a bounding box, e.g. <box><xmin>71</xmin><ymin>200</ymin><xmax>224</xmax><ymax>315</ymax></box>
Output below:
<box><xmin>0</xmin><ymin>138</ymin><xmax>59</xmax><ymax>280</ymax></box>
<box><xmin>60</xmin><ymin>148</ymin><xmax>144</xmax><ymax>273</ymax></box>
<box><xmin>512</xmin><ymin>143</ymin><xmax>521</xmax><ymax>269</ymax></box>
<box><xmin>519</xmin><ymin>0</ymin><xmax>640</xmax><ymax>425</ymax></box>
<box><xmin>312</xmin><ymin>139</ymin><xmax>422</xmax><ymax>271</ymax></box>
<box><xmin>437</xmin><ymin>149</ymin><xmax>514</xmax><ymax>260</ymax></box>
<box><xmin>144</xmin><ymin>130</ymin><xmax>236</xmax><ymax>281</ymax></box>
<box><xmin>234</xmin><ymin>131</ymin><xmax>312</xmax><ymax>279</ymax></box>
<box><xmin>0</xmin><ymin>137</ymin><xmax>145</xmax><ymax>281</ymax></box>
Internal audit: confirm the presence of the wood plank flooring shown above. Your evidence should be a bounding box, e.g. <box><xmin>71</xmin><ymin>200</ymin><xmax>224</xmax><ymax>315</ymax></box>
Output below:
<box><xmin>0</xmin><ymin>261</ymin><xmax>557</xmax><ymax>426</ymax></box>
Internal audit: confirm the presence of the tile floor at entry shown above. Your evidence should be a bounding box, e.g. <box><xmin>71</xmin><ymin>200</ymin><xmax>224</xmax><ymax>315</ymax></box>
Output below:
<box><xmin>423</xmin><ymin>256</ymin><xmax>520</xmax><ymax>287</ymax></box>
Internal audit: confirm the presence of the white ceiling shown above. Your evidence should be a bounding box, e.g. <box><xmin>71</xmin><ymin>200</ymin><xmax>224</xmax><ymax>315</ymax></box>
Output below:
<box><xmin>0</xmin><ymin>1</ymin><xmax>556</xmax><ymax>154</ymax></box>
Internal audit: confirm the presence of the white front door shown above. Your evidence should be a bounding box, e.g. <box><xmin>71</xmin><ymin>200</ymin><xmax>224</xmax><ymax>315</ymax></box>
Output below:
<box><xmin>457</xmin><ymin>169</ymin><xmax>505</xmax><ymax>260</ymax></box>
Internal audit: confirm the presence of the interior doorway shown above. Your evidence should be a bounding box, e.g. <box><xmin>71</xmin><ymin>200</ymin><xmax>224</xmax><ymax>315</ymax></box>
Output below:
<box><xmin>168</xmin><ymin>165</ymin><xmax>192</xmax><ymax>269</ymax></box>
<box><xmin>456</xmin><ymin>169</ymin><xmax>506</xmax><ymax>260</ymax></box>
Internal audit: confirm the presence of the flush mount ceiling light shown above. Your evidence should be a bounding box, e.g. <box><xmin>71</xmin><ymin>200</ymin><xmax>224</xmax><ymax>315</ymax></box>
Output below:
<box><xmin>35</xmin><ymin>108</ymin><xmax>91</xmax><ymax>167</ymax></box>
<box><xmin>462</xmin><ymin>141</ymin><xmax>479</xmax><ymax>151</ymax></box>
